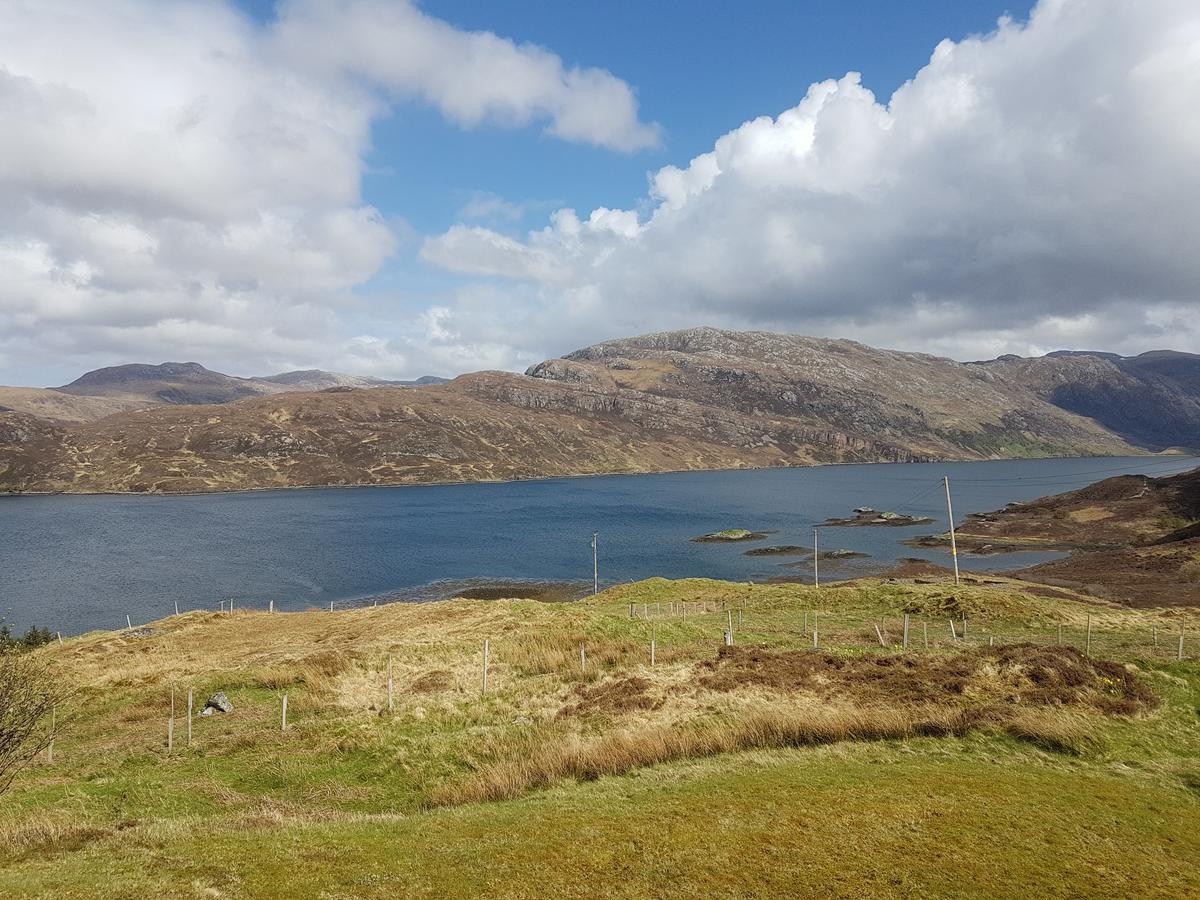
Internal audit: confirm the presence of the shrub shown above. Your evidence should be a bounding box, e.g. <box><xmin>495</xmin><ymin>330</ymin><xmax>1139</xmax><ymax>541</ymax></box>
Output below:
<box><xmin>0</xmin><ymin>652</ymin><xmax>66</xmax><ymax>794</ymax></box>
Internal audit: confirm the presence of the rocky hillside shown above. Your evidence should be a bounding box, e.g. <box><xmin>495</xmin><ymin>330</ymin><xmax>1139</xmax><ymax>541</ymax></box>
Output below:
<box><xmin>950</xmin><ymin>466</ymin><xmax>1200</xmax><ymax>607</ymax></box>
<box><xmin>2</xmin><ymin>327</ymin><xmax>1183</xmax><ymax>494</ymax></box>
<box><xmin>976</xmin><ymin>350</ymin><xmax>1200</xmax><ymax>451</ymax></box>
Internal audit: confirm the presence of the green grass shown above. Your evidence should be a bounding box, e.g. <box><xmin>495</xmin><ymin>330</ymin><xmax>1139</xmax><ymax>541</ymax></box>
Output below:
<box><xmin>0</xmin><ymin>575</ymin><xmax>1196</xmax><ymax>897</ymax></box>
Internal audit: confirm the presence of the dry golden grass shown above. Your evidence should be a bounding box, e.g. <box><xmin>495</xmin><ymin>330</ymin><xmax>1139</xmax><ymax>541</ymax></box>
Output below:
<box><xmin>1004</xmin><ymin>708</ymin><xmax>1101</xmax><ymax>755</ymax></box>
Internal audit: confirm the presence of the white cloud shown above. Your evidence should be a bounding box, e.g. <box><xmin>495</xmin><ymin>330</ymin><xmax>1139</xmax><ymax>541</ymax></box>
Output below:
<box><xmin>422</xmin><ymin>0</ymin><xmax>1200</xmax><ymax>365</ymax></box>
<box><xmin>0</xmin><ymin>0</ymin><xmax>657</xmax><ymax>383</ymax></box>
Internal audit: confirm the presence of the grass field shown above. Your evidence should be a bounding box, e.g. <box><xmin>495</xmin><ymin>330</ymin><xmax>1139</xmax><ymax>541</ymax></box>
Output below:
<box><xmin>1</xmin><ymin>575</ymin><xmax>1197</xmax><ymax>898</ymax></box>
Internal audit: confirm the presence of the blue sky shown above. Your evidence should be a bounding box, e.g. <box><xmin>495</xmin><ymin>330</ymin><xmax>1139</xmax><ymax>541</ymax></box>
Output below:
<box><xmin>243</xmin><ymin>0</ymin><xmax>1036</xmax><ymax>235</ymax></box>
<box><xmin>3</xmin><ymin>0</ymin><xmax>1196</xmax><ymax>385</ymax></box>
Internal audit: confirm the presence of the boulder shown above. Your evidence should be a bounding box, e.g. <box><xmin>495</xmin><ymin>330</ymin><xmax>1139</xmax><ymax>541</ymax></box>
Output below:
<box><xmin>204</xmin><ymin>692</ymin><xmax>233</xmax><ymax>714</ymax></box>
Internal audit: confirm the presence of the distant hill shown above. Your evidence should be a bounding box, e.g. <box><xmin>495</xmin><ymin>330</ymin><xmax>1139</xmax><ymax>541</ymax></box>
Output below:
<box><xmin>0</xmin><ymin>363</ymin><xmax>448</xmax><ymax>423</ymax></box>
<box><xmin>5</xmin><ymin>326</ymin><xmax>1195</xmax><ymax>495</ymax></box>
<box><xmin>57</xmin><ymin>362</ymin><xmax>273</xmax><ymax>405</ymax></box>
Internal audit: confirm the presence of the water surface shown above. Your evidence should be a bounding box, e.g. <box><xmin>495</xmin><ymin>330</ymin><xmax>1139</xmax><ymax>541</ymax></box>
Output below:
<box><xmin>1</xmin><ymin>456</ymin><xmax>1195</xmax><ymax>634</ymax></box>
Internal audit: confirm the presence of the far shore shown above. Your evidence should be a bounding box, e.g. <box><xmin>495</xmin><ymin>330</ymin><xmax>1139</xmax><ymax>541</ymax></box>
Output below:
<box><xmin>1</xmin><ymin>451</ymin><xmax>1193</xmax><ymax>500</ymax></box>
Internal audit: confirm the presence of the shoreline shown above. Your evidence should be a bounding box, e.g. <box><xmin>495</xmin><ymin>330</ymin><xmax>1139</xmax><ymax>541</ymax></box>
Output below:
<box><xmin>1</xmin><ymin>451</ymin><xmax>1193</xmax><ymax>501</ymax></box>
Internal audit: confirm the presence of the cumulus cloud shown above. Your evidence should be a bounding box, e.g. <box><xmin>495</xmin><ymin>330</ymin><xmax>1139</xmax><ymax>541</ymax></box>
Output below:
<box><xmin>0</xmin><ymin>0</ymin><xmax>656</xmax><ymax>382</ymax></box>
<box><xmin>422</xmin><ymin>0</ymin><xmax>1200</xmax><ymax>364</ymax></box>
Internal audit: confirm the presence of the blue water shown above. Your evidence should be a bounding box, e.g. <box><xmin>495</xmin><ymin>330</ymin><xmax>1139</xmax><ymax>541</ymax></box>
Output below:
<box><xmin>1</xmin><ymin>456</ymin><xmax>1196</xmax><ymax>635</ymax></box>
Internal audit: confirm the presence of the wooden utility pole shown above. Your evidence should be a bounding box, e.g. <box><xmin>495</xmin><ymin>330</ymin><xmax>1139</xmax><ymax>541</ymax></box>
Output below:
<box><xmin>591</xmin><ymin>533</ymin><xmax>599</xmax><ymax>596</ymax></box>
<box><xmin>943</xmin><ymin>476</ymin><xmax>961</xmax><ymax>586</ymax></box>
<box><xmin>813</xmin><ymin>528</ymin><xmax>820</xmax><ymax>588</ymax></box>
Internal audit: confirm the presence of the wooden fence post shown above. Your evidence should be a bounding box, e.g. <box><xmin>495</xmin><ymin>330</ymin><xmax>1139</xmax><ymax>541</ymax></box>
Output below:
<box><xmin>1086</xmin><ymin>615</ymin><xmax>1092</xmax><ymax>658</ymax></box>
<box><xmin>1058</xmin><ymin>623</ymin><xmax>1063</xmax><ymax>644</ymax></box>
<box><xmin>727</xmin><ymin>610</ymin><xmax>734</xmax><ymax>646</ymax></box>
<box><xmin>174</xmin><ymin>600</ymin><xmax>180</xmax><ymax>616</ymax></box>
<box><xmin>650</xmin><ymin>637</ymin><xmax>656</xmax><ymax>668</ymax></box>
<box><xmin>187</xmin><ymin>689</ymin><xmax>193</xmax><ymax>747</ymax></box>
<box><xmin>923</xmin><ymin>621</ymin><xmax>928</xmax><ymax>650</ymax></box>
<box><xmin>126</xmin><ymin>615</ymin><xmax>132</xmax><ymax>630</ymax></box>
<box><xmin>482</xmin><ymin>641</ymin><xmax>490</xmax><ymax>694</ymax></box>
<box><xmin>269</xmin><ymin>600</ymin><xmax>274</xmax><ymax>614</ymax></box>
<box><xmin>1180</xmin><ymin>634</ymin><xmax>1186</xmax><ymax>661</ymax></box>
<box><xmin>281</xmin><ymin>693</ymin><xmax>288</xmax><ymax>731</ymax></box>
<box><xmin>874</xmin><ymin>624</ymin><xmax>887</xmax><ymax>648</ymax></box>
<box><xmin>47</xmin><ymin>707</ymin><xmax>55</xmax><ymax>765</ymax></box>
<box><xmin>388</xmin><ymin>655</ymin><xmax>395</xmax><ymax>709</ymax></box>
<box><xmin>903</xmin><ymin>614</ymin><xmax>910</xmax><ymax>650</ymax></box>
<box><xmin>949</xmin><ymin>620</ymin><xmax>957</xmax><ymax>640</ymax></box>
<box><xmin>580</xmin><ymin>643</ymin><xmax>587</xmax><ymax>672</ymax></box>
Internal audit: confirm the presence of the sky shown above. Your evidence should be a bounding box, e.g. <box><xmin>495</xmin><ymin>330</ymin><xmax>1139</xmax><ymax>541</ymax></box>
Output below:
<box><xmin>2</xmin><ymin>0</ymin><xmax>1198</xmax><ymax>386</ymax></box>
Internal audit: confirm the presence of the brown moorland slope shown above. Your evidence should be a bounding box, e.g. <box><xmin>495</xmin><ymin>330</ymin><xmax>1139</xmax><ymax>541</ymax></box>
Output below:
<box><xmin>949</xmin><ymin>467</ymin><xmax>1200</xmax><ymax>606</ymax></box>
<box><xmin>0</xmin><ymin>327</ymin><xmax>1181</xmax><ymax>494</ymax></box>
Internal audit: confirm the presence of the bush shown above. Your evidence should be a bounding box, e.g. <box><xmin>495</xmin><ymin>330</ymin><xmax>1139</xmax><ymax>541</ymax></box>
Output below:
<box><xmin>0</xmin><ymin>624</ymin><xmax>55</xmax><ymax>652</ymax></box>
<box><xmin>0</xmin><ymin>652</ymin><xmax>66</xmax><ymax>794</ymax></box>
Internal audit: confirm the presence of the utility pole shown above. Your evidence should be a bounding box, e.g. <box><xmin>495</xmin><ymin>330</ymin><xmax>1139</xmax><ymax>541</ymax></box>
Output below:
<box><xmin>943</xmin><ymin>476</ymin><xmax>960</xmax><ymax>586</ymax></box>
<box><xmin>813</xmin><ymin>527</ymin><xmax>820</xmax><ymax>588</ymax></box>
<box><xmin>591</xmin><ymin>532</ymin><xmax>599</xmax><ymax>596</ymax></box>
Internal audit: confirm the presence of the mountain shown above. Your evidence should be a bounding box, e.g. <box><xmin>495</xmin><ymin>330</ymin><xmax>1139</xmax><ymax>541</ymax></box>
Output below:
<box><xmin>57</xmin><ymin>362</ymin><xmax>275</xmax><ymax>405</ymax></box>
<box><xmin>974</xmin><ymin>349</ymin><xmax>1200</xmax><ymax>451</ymax></box>
<box><xmin>5</xmin><ymin>326</ymin><xmax>1191</xmax><ymax>495</ymax></box>
<box><xmin>0</xmin><ymin>363</ymin><xmax>449</xmax><ymax>424</ymax></box>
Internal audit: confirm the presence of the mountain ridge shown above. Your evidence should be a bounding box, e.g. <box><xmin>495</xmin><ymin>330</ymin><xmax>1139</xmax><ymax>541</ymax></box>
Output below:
<box><xmin>1</xmin><ymin>327</ymin><xmax>1196</xmax><ymax>494</ymax></box>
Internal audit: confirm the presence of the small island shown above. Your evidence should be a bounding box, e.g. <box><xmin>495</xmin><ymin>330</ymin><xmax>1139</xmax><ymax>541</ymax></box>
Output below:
<box><xmin>820</xmin><ymin>509</ymin><xmax>934</xmax><ymax>527</ymax></box>
<box><xmin>743</xmin><ymin>545</ymin><xmax>809</xmax><ymax>556</ymax></box>
<box><xmin>690</xmin><ymin>529</ymin><xmax>768</xmax><ymax>543</ymax></box>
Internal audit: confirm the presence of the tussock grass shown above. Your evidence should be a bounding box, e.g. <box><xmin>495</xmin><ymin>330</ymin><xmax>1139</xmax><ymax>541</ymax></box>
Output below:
<box><xmin>434</xmin><ymin>703</ymin><xmax>975</xmax><ymax>806</ymax></box>
<box><xmin>1005</xmin><ymin>709</ymin><xmax>1101</xmax><ymax>755</ymax></box>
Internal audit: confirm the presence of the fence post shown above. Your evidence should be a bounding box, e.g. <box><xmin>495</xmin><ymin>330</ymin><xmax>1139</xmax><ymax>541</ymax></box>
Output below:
<box><xmin>1058</xmin><ymin>623</ymin><xmax>1063</xmax><ymax>644</ymax></box>
<box><xmin>650</xmin><ymin>637</ymin><xmax>656</xmax><ymax>667</ymax></box>
<box><xmin>874</xmin><ymin>624</ymin><xmax>887</xmax><ymax>648</ymax></box>
<box><xmin>1180</xmin><ymin>634</ymin><xmax>1186</xmax><ymax>661</ymax></box>
<box><xmin>174</xmin><ymin>600</ymin><xmax>180</xmax><ymax>616</ymax></box>
<box><xmin>388</xmin><ymin>655</ymin><xmax>395</xmax><ymax>710</ymax></box>
<box><xmin>727</xmin><ymin>610</ymin><xmax>734</xmax><ymax>646</ymax></box>
<box><xmin>126</xmin><ymin>615</ymin><xmax>132</xmax><ymax>630</ymax></box>
<box><xmin>47</xmin><ymin>707</ymin><xmax>55</xmax><ymax>765</ymax></box>
<box><xmin>187</xmin><ymin>689</ymin><xmax>193</xmax><ymax>747</ymax></box>
<box><xmin>923</xmin><ymin>621</ymin><xmax>928</xmax><ymax>650</ymax></box>
<box><xmin>1152</xmin><ymin>626</ymin><xmax>1157</xmax><ymax>650</ymax></box>
<box><xmin>580</xmin><ymin>643</ymin><xmax>587</xmax><ymax>671</ymax></box>
<box><xmin>1086</xmin><ymin>615</ymin><xmax>1092</xmax><ymax>658</ymax></box>
<box><xmin>949</xmin><ymin>620</ymin><xmax>957</xmax><ymax>640</ymax></box>
<box><xmin>903</xmin><ymin>614</ymin><xmax>910</xmax><ymax>650</ymax></box>
<box><xmin>269</xmin><ymin>600</ymin><xmax>275</xmax><ymax>614</ymax></box>
<box><xmin>281</xmin><ymin>693</ymin><xmax>288</xmax><ymax>731</ymax></box>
